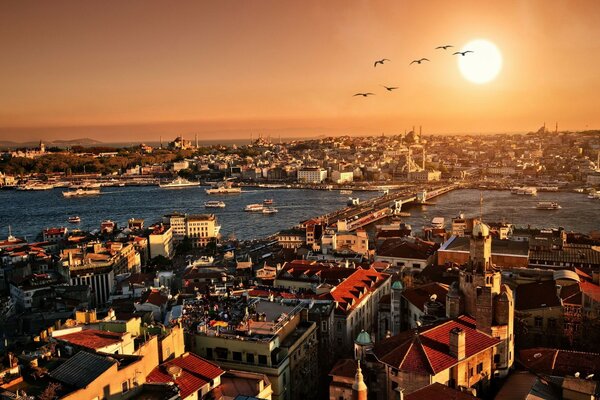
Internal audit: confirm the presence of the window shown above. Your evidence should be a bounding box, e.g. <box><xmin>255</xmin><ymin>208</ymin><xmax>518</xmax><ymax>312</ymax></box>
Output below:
<box><xmin>476</xmin><ymin>362</ymin><xmax>483</xmax><ymax>374</ymax></box>
<box><xmin>247</xmin><ymin>353</ymin><xmax>255</xmax><ymax>363</ymax></box>
<box><xmin>321</xmin><ymin>321</ymin><xmax>328</xmax><ymax>332</ymax></box>
<box><xmin>232</xmin><ymin>351</ymin><xmax>242</xmax><ymax>361</ymax></box>
<box><xmin>534</xmin><ymin>316</ymin><xmax>543</xmax><ymax>328</ymax></box>
<box><xmin>494</xmin><ymin>354</ymin><xmax>500</xmax><ymax>364</ymax></box>
<box><xmin>548</xmin><ymin>318</ymin><xmax>557</xmax><ymax>329</ymax></box>
<box><xmin>121</xmin><ymin>381</ymin><xmax>129</xmax><ymax>393</ymax></box>
<box><xmin>258</xmin><ymin>355</ymin><xmax>268</xmax><ymax>365</ymax></box>
<box><xmin>469</xmin><ymin>367</ymin><xmax>473</xmax><ymax>378</ymax></box>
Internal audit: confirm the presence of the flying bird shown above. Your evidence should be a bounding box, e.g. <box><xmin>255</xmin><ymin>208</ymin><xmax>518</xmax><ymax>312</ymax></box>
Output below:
<box><xmin>410</xmin><ymin>58</ymin><xmax>430</xmax><ymax>65</ymax></box>
<box><xmin>435</xmin><ymin>45</ymin><xmax>453</xmax><ymax>50</ymax></box>
<box><xmin>353</xmin><ymin>93</ymin><xmax>375</xmax><ymax>97</ymax></box>
<box><xmin>453</xmin><ymin>50</ymin><xmax>474</xmax><ymax>56</ymax></box>
<box><xmin>374</xmin><ymin>59</ymin><xmax>390</xmax><ymax>67</ymax></box>
<box><xmin>382</xmin><ymin>85</ymin><xmax>398</xmax><ymax>92</ymax></box>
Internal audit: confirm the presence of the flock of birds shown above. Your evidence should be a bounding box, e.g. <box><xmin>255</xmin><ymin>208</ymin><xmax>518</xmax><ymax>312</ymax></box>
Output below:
<box><xmin>353</xmin><ymin>44</ymin><xmax>474</xmax><ymax>97</ymax></box>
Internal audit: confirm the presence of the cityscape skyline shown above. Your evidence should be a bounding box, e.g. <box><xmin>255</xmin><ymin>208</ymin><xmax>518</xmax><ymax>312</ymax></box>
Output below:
<box><xmin>2</xmin><ymin>0</ymin><xmax>600</xmax><ymax>142</ymax></box>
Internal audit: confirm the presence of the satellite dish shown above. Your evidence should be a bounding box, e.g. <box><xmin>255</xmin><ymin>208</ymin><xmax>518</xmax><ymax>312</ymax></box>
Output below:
<box><xmin>574</xmin><ymin>372</ymin><xmax>580</xmax><ymax>378</ymax></box>
<box><xmin>167</xmin><ymin>365</ymin><xmax>183</xmax><ymax>379</ymax></box>
<box><xmin>430</xmin><ymin>294</ymin><xmax>437</xmax><ymax>302</ymax></box>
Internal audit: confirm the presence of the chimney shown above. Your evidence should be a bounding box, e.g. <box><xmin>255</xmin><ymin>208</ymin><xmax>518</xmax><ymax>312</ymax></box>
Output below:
<box><xmin>449</xmin><ymin>327</ymin><xmax>465</xmax><ymax>360</ymax></box>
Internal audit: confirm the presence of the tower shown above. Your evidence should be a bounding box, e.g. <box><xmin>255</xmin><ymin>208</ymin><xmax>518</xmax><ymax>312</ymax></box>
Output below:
<box><xmin>352</xmin><ymin>360</ymin><xmax>368</xmax><ymax>400</ymax></box>
<box><xmin>390</xmin><ymin>280</ymin><xmax>404</xmax><ymax>334</ymax></box>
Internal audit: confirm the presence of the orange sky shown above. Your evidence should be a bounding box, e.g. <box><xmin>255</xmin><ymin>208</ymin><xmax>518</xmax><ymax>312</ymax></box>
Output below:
<box><xmin>1</xmin><ymin>0</ymin><xmax>599</xmax><ymax>142</ymax></box>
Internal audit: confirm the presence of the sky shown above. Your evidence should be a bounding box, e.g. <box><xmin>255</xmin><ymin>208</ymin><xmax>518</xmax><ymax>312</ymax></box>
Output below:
<box><xmin>1</xmin><ymin>0</ymin><xmax>599</xmax><ymax>143</ymax></box>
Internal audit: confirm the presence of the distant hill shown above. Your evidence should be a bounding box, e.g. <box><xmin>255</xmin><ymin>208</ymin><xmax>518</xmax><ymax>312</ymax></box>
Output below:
<box><xmin>0</xmin><ymin>138</ymin><xmax>103</xmax><ymax>149</ymax></box>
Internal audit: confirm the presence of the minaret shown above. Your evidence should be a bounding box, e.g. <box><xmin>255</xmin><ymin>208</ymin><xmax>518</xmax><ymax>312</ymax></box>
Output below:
<box><xmin>195</xmin><ymin>133</ymin><xmax>198</xmax><ymax>149</ymax></box>
<box><xmin>352</xmin><ymin>360</ymin><xmax>367</xmax><ymax>400</ymax></box>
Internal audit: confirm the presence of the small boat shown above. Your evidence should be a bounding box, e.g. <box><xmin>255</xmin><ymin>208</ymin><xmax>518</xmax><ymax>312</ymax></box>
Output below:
<box><xmin>347</xmin><ymin>197</ymin><xmax>360</xmax><ymax>206</ymax></box>
<box><xmin>263</xmin><ymin>199</ymin><xmax>274</xmax><ymax>205</ymax></box>
<box><xmin>204</xmin><ymin>201</ymin><xmax>226</xmax><ymax>208</ymax></box>
<box><xmin>244</xmin><ymin>204</ymin><xmax>264</xmax><ymax>212</ymax></box>
<box><xmin>510</xmin><ymin>187</ymin><xmax>537</xmax><ymax>196</ymax></box>
<box><xmin>535</xmin><ymin>201</ymin><xmax>562</xmax><ymax>210</ymax></box>
<box><xmin>431</xmin><ymin>217</ymin><xmax>445</xmax><ymax>229</ymax></box>
<box><xmin>159</xmin><ymin>177</ymin><xmax>199</xmax><ymax>189</ymax></box>
<box><xmin>340</xmin><ymin>189</ymin><xmax>353</xmax><ymax>195</ymax></box>
<box><xmin>262</xmin><ymin>207</ymin><xmax>278</xmax><ymax>214</ymax></box>
<box><xmin>63</xmin><ymin>188</ymin><xmax>101</xmax><ymax>197</ymax></box>
<box><xmin>205</xmin><ymin>179</ymin><xmax>242</xmax><ymax>194</ymax></box>
<box><xmin>68</xmin><ymin>216</ymin><xmax>81</xmax><ymax>223</ymax></box>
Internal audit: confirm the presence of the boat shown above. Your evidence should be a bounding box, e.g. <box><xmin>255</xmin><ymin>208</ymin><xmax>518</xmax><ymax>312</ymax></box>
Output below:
<box><xmin>340</xmin><ymin>189</ymin><xmax>353</xmax><ymax>195</ymax></box>
<box><xmin>159</xmin><ymin>177</ymin><xmax>199</xmax><ymax>189</ymax></box>
<box><xmin>17</xmin><ymin>183</ymin><xmax>54</xmax><ymax>191</ymax></box>
<box><xmin>391</xmin><ymin>212</ymin><xmax>411</xmax><ymax>221</ymax></box>
<box><xmin>588</xmin><ymin>191</ymin><xmax>600</xmax><ymax>199</ymax></box>
<box><xmin>347</xmin><ymin>197</ymin><xmax>360</xmax><ymax>206</ymax></box>
<box><xmin>62</xmin><ymin>188</ymin><xmax>101</xmax><ymax>197</ymax></box>
<box><xmin>263</xmin><ymin>199</ymin><xmax>274</xmax><ymax>205</ymax></box>
<box><xmin>70</xmin><ymin>181</ymin><xmax>102</xmax><ymax>189</ymax></box>
<box><xmin>510</xmin><ymin>187</ymin><xmax>537</xmax><ymax>196</ymax></box>
<box><xmin>262</xmin><ymin>207</ymin><xmax>278</xmax><ymax>214</ymax></box>
<box><xmin>205</xmin><ymin>179</ymin><xmax>242</xmax><ymax>194</ymax></box>
<box><xmin>431</xmin><ymin>217</ymin><xmax>445</xmax><ymax>229</ymax></box>
<box><xmin>68</xmin><ymin>216</ymin><xmax>81</xmax><ymax>223</ymax></box>
<box><xmin>204</xmin><ymin>201</ymin><xmax>226</xmax><ymax>208</ymax></box>
<box><xmin>244</xmin><ymin>204</ymin><xmax>264</xmax><ymax>212</ymax></box>
<box><xmin>535</xmin><ymin>201</ymin><xmax>562</xmax><ymax>210</ymax></box>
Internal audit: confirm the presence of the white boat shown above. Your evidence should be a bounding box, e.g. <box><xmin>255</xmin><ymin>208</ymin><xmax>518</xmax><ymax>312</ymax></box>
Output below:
<box><xmin>63</xmin><ymin>188</ymin><xmax>101</xmax><ymax>197</ymax></box>
<box><xmin>68</xmin><ymin>216</ymin><xmax>81</xmax><ymax>223</ymax></box>
<box><xmin>536</xmin><ymin>201</ymin><xmax>562</xmax><ymax>210</ymax></box>
<box><xmin>262</xmin><ymin>207</ymin><xmax>278</xmax><ymax>214</ymax></box>
<box><xmin>511</xmin><ymin>187</ymin><xmax>537</xmax><ymax>196</ymax></box>
<box><xmin>204</xmin><ymin>201</ymin><xmax>226</xmax><ymax>208</ymax></box>
<box><xmin>263</xmin><ymin>199</ymin><xmax>274</xmax><ymax>205</ymax></box>
<box><xmin>431</xmin><ymin>217</ymin><xmax>445</xmax><ymax>229</ymax></box>
<box><xmin>244</xmin><ymin>204</ymin><xmax>264</xmax><ymax>212</ymax></box>
<box><xmin>17</xmin><ymin>183</ymin><xmax>54</xmax><ymax>191</ymax></box>
<box><xmin>159</xmin><ymin>177</ymin><xmax>199</xmax><ymax>189</ymax></box>
<box><xmin>70</xmin><ymin>181</ymin><xmax>102</xmax><ymax>189</ymax></box>
<box><xmin>340</xmin><ymin>189</ymin><xmax>353</xmax><ymax>195</ymax></box>
<box><xmin>588</xmin><ymin>191</ymin><xmax>600</xmax><ymax>199</ymax></box>
<box><xmin>348</xmin><ymin>197</ymin><xmax>360</xmax><ymax>206</ymax></box>
<box><xmin>205</xmin><ymin>179</ymin><xmax>242</xmax><ymax>194</ymax></box>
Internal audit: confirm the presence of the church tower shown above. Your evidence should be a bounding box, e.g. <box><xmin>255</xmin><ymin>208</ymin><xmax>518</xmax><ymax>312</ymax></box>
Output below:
<box><xmin>352</xmin><ymin>360</ymin><xmax>368</xmax><ymax>400</ymax></box>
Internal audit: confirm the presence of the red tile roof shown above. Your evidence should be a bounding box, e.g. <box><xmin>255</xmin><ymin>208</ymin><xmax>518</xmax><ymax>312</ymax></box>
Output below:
<box><xmin>580</xmin><ymin>280</ymin><xmax>600</xmax><ymax>303</ymax></box>
<box><xmin>402</xmin><ymin>283</ymin><xmax>449</xmax><ymax>312</ymax></box>
<box><xmin>515</xmin><ymin>280</ymin><xmax>562</xmax><ymax>311</ymax></box>
<box><xmin>141</xmin><ymin>289</ymin><xmax>169</xmax><ymax>307</ymax></box>
<box><xmin>373</xmin><ymin>316</ymin><xmax>500</xmax><ymax>375</ymax></box>
<box><xmin>319</xmin><ymin>267</ymin><xmax>390</xmax><ymax>314</ymax></box>
<box><xmin>57</xmin><ymin>329</ymin><xmax>125</xmax><ymax>350</ymax></box>
<box><xmin>146</xmin><ymin>353</ymin><xmax>224</xmax><ymax>398</ymax></box>
<box><xmin>329</xmin><ymin>359</ymin><xmax>358</xmax><ymax>379</ymax></box>
<box><xmin>519</xmin><ymin>348</ymin><xmax>600</xmax><ymax>377</ymax></box>
<box><xmin>405</xmin><ymin>382</ymin><xmax>476</xmax><ymax>400</ymax></box>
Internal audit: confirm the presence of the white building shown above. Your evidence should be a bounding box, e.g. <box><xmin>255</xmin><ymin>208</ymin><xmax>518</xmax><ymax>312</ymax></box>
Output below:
<box><xmin>297</xmin><ymin>167</ymin><xmax>327</xmax><ymax>183</ymax></box>
<box><xmin>148</xmin><ymin>225</ymin><xmax>174</xmax><ymax>259</ymax></box>
<box><xmin>330</xmin><ymin>171</ymin><xmax>354</xmax><ymax>184</ymax></box>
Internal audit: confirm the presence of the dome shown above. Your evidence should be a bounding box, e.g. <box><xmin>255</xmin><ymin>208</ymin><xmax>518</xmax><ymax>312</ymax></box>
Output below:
<box><xmin>392</xmin><ymin>280</ymin><xmax>404</xmax><ymax>290</ymax></box>
<box><xmin>355</xmin><ymin>330</ymin><xmax>372</xmax><ymax>345</ymax></box>
<box><xmin>472</xmin><ymin>221</ymin><xmax>490</xmax><ymax>238</ymax></box>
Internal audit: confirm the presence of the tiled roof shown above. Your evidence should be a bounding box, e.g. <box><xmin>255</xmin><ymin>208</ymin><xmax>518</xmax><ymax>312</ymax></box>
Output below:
<box><xmin>49</xmin><ymin>351</ymin><xmax>115</xmax><ymax>388</ymax></box>
<box><xmin>141</xmin><ymin>289</ymin><xmax>169</xmax><ymax>307</ymax></box>
<box><xmin>515</xmin><ymin>280</ymin><xmax>562</xmax><ymax>311</ymax></box>
<box><xmin>402</xmin><ymin>283</ymin><xmax>449</xmax><ymax>312</ymax></box>
<box><xmin>329</xmin><ymin>358</ymin><xmax>357</xmax><ymax>379</ymax></box>
<box><xmin>580</xmin><ymin>280</ymin><xmax>600</xmax><ymax>303</ymax></box>
<box><xmin>277</xmin><ymin>261</ymin><xmax>356</xmax><ymax>284</ymax></box>
<box><xmin>373</xmin><ymin>315</ymin><xmax>500</xmax><ymax>375</ymax></box>
<box><xmin>377</xmin><ymin>238</ymin><xmax>438</xmax><ymax>260</ymax></box>
<box><xmin>57</xmin><ymin>329</ymin><xmax>125</xmax><ymax>350</ymax></box>
<box><xmin>319</xmin><ymin>267</ymin><xmax>390</xmax><ymax>314</ymax></box>
<box><xmin>405</xmin><ymin>382</ymin><xmax>477</xmax><ymax>400</ymax></box>
<box><xmin>146</xmin><ymin>353</ymin><xmax>224</xmax><ymax>398</ymax></box>
<box><xmin>520</xmin><ymin>348</ymin><xmax>600</xmax><ymax>377</ymax></box>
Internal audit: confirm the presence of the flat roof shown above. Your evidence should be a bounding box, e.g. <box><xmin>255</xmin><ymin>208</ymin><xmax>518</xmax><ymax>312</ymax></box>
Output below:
<box><xmin>440</xmin><ymin>236</ymin><xmax>529</xmax><ymax>257</ymax></box>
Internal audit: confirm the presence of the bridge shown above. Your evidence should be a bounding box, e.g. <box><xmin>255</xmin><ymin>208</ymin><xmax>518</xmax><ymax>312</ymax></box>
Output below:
<box><xmin>319</xmin><ymin>184</ymin><xmax>458</xmax><ymax>231</ymax></box>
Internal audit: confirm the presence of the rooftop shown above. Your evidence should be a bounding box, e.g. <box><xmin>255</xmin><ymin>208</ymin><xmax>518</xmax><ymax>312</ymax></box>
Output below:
<box><xmin>49</xmin><ymin>351</ymin><xmax>115</xmax><ymax>389</ymax></box>
<box><xmin>55</xmin><ymin>329</ymin><xmax>126</xmax><ymax>350</ymax></box>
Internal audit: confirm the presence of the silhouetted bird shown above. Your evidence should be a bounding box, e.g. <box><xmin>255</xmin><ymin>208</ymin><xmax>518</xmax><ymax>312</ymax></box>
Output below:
<box><xmin>374</xmin><ymin>59</ymin><xmax>390</xmax><ymax>67</ymax></box>
<box><xmin>382</xmin><ymin>85</ymin><xmax>398</xmax><ymax>92</ymax></box>
<box><xmin>410</xmin><ymin>58</ymin><xmax>430</xmax><ymax>65</ymax></box>
<box><xmin>354</xmin><ymin>93</ymin><xmax>375</xmax><ymax>97</ymax></box>
<box><xmin>435</xmin><ymin>45</ymin><xmax>453</xmax><ymax>50</ymax></box>
<box><xmin>453</xmin><ymin>50</ymin><xmax>474</xmax><ymax>56</ymax></box>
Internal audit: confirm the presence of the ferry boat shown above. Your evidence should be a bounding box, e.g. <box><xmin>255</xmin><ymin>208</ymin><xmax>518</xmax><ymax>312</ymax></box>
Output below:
<box><xmin>263</xmin><ymin>199</ymin><xmax>274</xmax><ymax>205</ymax></box>
<box><xmin>431</xmin><ymin>217</ymin><xmax>445</xmax><ymax>229</ymax></box>
<box><xmin>204</xmin><ymin>201</ymin><xmax>226</xmax><ymax>208</ymax></box>
<box><xmin>62</xmin><ymin>188</ymin><xmax>101</xmax><ymax>197</ymax></box>
<box><xmin>205</xmin><ymin>179</ymin><xmax>242</xmax><ymax>194</ymax></box>
<box><xmin>17</xmin><ymin>183</ymin><xmax>54</xmax><ymax>191</ymax></box>
<box><xmin>510</xmin><ymin>187</ymin><xmax>537</xmax><ymax>196</ymax></box>
<box><xmin>535</xmin><ymin>201</ymin><xmax>562</xmax><ymax>210</ymax></box>
<box><xmin>262</xmin><ymin>207</ymin><xmax>278</xmax><ymax>214</ymax></box>
<box><xmin>159</xmin><ymin>177</ymin><xmax>199</xmax><ymax>189</ymax></box>
<box><xmin>68</xmin><ymin>216</ymin><xmax>81</xmax><ymax>223</ymax></box>
<box><xmin>244</xmin><ymin>204</ymin><xmax>264</xmax><ymax>212</ymax></box>
<box><xmin>340</xmin><ymin>189</ymin><xmax>353</xmax><ymax>195</ymax></box>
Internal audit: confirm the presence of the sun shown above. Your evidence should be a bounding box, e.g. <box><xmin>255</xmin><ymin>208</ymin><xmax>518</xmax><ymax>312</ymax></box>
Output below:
<box><xmin>458</xmin><ymin>39</ymin><xmax>502</xmax><ymax>84</ymax></box>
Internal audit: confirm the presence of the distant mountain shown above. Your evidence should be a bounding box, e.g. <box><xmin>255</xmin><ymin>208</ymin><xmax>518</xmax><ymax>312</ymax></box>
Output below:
<box><xmin>0</xmin><ymin>138</ymin><xmax>103</xmax><ymax>149</ymax></box>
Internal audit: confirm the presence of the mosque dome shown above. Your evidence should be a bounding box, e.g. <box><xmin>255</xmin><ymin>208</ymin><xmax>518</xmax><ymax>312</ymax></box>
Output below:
<box><xmin>355</xmin><ymin>330</ymin><xmax>372</xmax><ymax>345</ymax></box>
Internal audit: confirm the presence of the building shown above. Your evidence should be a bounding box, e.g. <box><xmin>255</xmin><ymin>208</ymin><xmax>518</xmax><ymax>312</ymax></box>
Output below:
<box><xmin>375</xmin><ymin>238</ymin><xmax>439</xmax><ymax>271</ymax></box>
<box><xmin>148</xmin><ymin>224</ymin><xmax>174</xmax><ymax>259</ymax></box>
<box><xmin>437</xmin><ymin>235</ymin><xmax>529</xmax><ymax>269</ymax></box>
<box><xmin>42</xmin><ymin>227</ymin><xmax>68</xmax><ymax>243</ymax></box>
<box><xmin>187</xmin><ymin>298</ymin><xmax>318</xmax><ymax>400</ymax></box>
<box><xmin>185</xmin><ymin>214</ymin><xmax>220</xmax><ymax>248</ymax></box>
<box><xmin>330</xmin><ymin>170</ymin><xmax>354</xmax><ymax>184</ymax></box>
<box><xmin>297</xmin><ymin>167</ymin><xmax>327</xmax><ymax>183</ymax></box>
<box><xmin>276</xmin><ymin>229</ymin><xmax>306</xmax><ymax>249</ymax></box>
<box><xmin>163</xmin><ymin>212</ymin><xmax>187</xmax><ymax>242</ymax></box>
<box><xmin>407</xmin><ymin>169</ymin><xmax>441</xmax><ymax>181</ymax></box>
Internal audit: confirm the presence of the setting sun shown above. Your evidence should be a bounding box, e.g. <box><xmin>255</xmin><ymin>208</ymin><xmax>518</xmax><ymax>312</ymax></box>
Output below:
<box><xmin>458</xmin><ymin>39</ymin><xmax>503</xmax><ymax>84</ymax></box>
